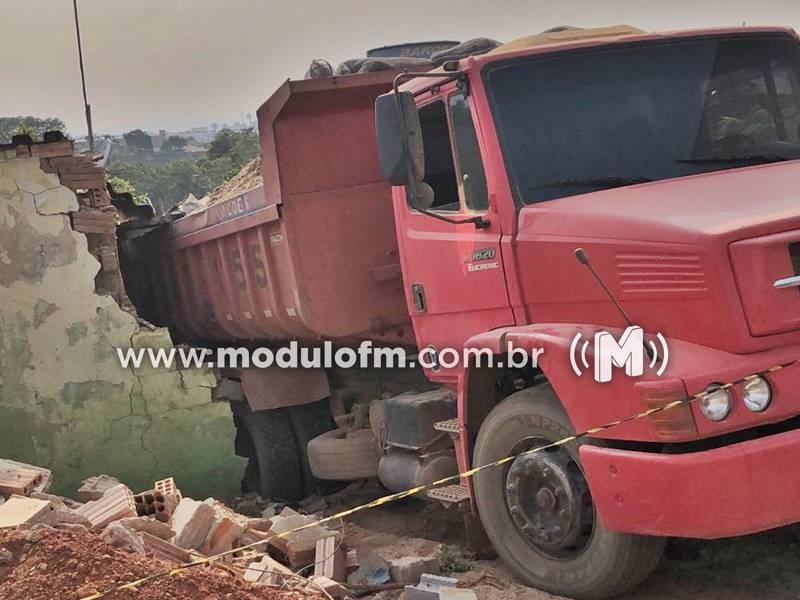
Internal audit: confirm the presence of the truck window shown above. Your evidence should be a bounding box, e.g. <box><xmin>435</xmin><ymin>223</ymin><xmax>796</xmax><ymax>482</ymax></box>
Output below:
<box><xmin>702</xmin><ymin>52</ymin><xmax>800</xmax><ymax>146</ymax></box>
<box><xmin>485</xmin><ymin>34</ymin><xmax>800</xmax><ymax>204</ymax></box>
<box><xmin>772</xmin><ymin>57</ymin><xmax>800</xmax><ymax>143</ymax></box>
<box><xmin>449</xmin><ymin>94</ymin><xmax>489</xmax><ymax>211</ymax></box>
<box><xmin>415</xmin><ymin>100</ymin><xmax>460</xmax><ymax>212</ymax></box>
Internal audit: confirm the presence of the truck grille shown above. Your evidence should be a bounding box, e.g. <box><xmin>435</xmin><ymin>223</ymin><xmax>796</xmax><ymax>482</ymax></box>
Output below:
<box><xmin>615</xmin><ymin>252</ymin><xmax>706</xmax><ymax>295</ymax></box>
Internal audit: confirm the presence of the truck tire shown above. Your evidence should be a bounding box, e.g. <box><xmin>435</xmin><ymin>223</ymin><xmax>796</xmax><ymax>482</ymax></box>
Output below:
<box><xmin>231</xmin><ymin>401</ymin><xmax>304</xmax><ymax>501</ymax></box>
<box><xmin>307</xmin><ymin>428</ymin><xmax>381</xmax><ymax>481</ymax></box>
<box><xmin>286</xmin><ymin>398</ymin><xmax>336</xmax><ymax>495</ymax></box>
<box><xmin>473</xmin><ymin>385</ymin><xmax>664</xmax><ymax>600</ymax></box>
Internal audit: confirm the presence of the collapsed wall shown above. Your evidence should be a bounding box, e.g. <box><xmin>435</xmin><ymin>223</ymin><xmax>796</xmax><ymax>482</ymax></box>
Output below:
<box><xmin>0</xmin><ymin>138</ymin><xmax>244</xmax><ymax>498</ymax></box>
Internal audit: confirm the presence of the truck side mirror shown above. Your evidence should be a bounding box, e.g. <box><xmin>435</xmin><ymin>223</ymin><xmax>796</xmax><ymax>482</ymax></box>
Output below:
<box><xmin>375</xmin><ymin>91</ymin><xmax>424</xmax><ymax>186</ymax></box>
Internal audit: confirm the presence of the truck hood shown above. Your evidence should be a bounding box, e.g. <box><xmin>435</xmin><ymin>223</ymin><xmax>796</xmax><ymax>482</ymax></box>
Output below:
<box><xmin>519</xmin><ymin>160</ymin><xmax>800</xmax><ymax>243</ymax></box>
<box><xmin>515</xmin><ymin>160</ymin><xmax>800</xmax><ymax>354</ymax></box>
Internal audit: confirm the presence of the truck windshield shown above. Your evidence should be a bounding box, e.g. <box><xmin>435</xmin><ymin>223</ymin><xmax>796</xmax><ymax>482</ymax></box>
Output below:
<box><xmin>485</xmin><ymin>34</ymin><xmax>800</xmax><ymax>204</ymax></box>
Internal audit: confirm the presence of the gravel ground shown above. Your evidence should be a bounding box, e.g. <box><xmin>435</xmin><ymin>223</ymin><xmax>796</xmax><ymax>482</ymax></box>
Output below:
<box><xmin>4</xmin><ymin>489</ymin><xmax>795</xmax><ymax>600</ymax></box>
<box><xmin>343</xmin><ymin>496</ymin><xmax>800</xmax><ymax>600</ymax></box>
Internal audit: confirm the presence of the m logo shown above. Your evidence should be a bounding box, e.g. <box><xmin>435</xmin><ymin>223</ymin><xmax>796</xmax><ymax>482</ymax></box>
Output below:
<box><xmin>570</xmin><ymin>325</ymin><xmax>669</xmax><ymax>383</ymax></box>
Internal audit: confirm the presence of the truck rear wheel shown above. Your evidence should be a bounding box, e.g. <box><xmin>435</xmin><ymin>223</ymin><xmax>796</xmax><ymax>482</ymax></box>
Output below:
<box><xmin>473</xmin><ymin>385</ymin><xmax>664</xmax><ymax>600</ymax></box>
<box><xmin>231</xmin><ymin>401</ymin><xmax>304</xmax><ymax>501</ymax></box>
<box><xmin>286</xmin><ymin>398</ymin><xmax>336</xmax><ymax>495</ymax></box>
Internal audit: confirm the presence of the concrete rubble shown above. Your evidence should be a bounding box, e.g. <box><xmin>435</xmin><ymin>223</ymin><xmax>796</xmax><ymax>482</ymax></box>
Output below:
<box><xmin>315</xmin><ymin>534</ymin><xmax>346</xmax><ymax>581</ymax></box>
<box><xmin>76</xmin><ymin>474</ymin><xmax>122</xmax><ymax>502</ymax></box>
<box><xmin>0</xmin><ymin>496</ymin><xmax>57</xmax><ymax>528</ymax></box>
<box><xmin>268</xmin><ymin>506</ymin><xmax>342</xmax><ymax>569</ymax></box>
<box><xmin>389</xmin><ymin>554</ymin><xmax>442</xmax><ymax>584</ymax></box>
<box><xmin>171</xmin><ymin>497</ymin><xmax>215</xmax><ymax>549</ymax></box>
<box><xmin>0</xmin><ymin>459</ymin><xmax>51</xmax><ymax>494</ymax></box>
<box><xmin>405</xmin><ymin>574</ymin><xmax>461</xmax><ymax>600</ymax></box>
<box><xmin>348</xmin><ymin>547</ymin><xmax>391</xmax><ymax>586</ymax></box>
<box><xmin>74</xmin><ymin>483</ymin><xmax>138</xmax><ymax>530</ymax></box>
<box><xmin>309</xmin><ymin>575</ymin><xmax>348</xmax><ymax>599</ymax></box>
<box><xmin>0</xmin><ymin>467</ymin><xmax>45</xmax><ymax>497</ymax></box>
<box><xmin>0</xmin><ymin>456</ymin><xmax>484</xmax><ymax>598</ymax></box>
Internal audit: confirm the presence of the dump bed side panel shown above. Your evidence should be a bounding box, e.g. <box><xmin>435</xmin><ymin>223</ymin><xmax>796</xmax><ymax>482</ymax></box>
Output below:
<box><xmin>259</xmin><ymin>74</ymin><xmax>410</xmax><ymax>342</ymax></box>
<box><xmin>125</xmin><ymin>72</ymin><xmax>411</xmax><ymax>347</ymax></box>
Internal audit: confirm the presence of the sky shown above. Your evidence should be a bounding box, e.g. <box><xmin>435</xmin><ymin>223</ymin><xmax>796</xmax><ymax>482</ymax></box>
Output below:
<box><xmin>1</xmin><ymin>0</ymin><xmax>799</xmax><ymax>137</ymax></box>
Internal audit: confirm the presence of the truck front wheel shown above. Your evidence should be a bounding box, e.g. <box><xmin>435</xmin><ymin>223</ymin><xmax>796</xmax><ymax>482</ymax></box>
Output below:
<box><xmin>473</xmin><ymin>385</ymin><xmax>664</xmax><ymax>600</ymax></box>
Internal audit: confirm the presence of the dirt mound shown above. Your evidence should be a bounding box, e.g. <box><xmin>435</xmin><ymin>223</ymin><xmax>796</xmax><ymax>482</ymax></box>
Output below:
<box><xmin>0</xmin><ymin>526</ymin><xmax>314</xmax><ymax>600</ymax></box>
<box><xmin>207</xmin><ymin>158</ymin><xmax>263</xmax><ymax>207</ymax></box>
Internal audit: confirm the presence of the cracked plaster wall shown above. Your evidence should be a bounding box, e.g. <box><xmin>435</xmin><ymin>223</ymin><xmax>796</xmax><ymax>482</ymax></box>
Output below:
<box><xmin>0</xmin><ymin>151</ymin><xmax>244</xmax><ymax>498</ymax></box>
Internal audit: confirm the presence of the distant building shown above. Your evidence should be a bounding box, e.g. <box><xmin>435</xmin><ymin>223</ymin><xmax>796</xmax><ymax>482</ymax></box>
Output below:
<box><xmin>152</xmin><ymin>129</ymin><xmax>167</xmax><ymax>150</ymax></box>
<box><xmin>174</xmin><ymin>126</ymin><xmax>215</xmax><ymax>144</ymax></box>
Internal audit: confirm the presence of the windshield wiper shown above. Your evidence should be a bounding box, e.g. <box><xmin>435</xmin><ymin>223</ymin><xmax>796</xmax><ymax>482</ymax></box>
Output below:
<box><xmin>532</xmin><ymin>176</ymin><xmax>654</xmax><ymax>191</ymax></box>
<box><xmin>677</xmin><ymin>154</ymin><xmax>794</xmax><ymax>165</ymax></box>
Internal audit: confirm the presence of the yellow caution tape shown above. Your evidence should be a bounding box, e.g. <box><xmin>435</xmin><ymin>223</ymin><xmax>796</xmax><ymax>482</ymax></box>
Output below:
<box><xmin>80</xmin><ymin>359</ymin><xmax>799</xmax><ymax>599</ymax></box>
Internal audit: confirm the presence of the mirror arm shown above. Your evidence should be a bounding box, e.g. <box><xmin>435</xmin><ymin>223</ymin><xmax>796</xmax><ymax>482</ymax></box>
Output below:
<box><xmin>415</xmin><ymin>206</ymin><xmax>491</xmax><ymax>229</ymax></box>
<box><xmin>393</xmin><ymin>70</ymin><xmax>486</xmax><ymax>229</ymax></box>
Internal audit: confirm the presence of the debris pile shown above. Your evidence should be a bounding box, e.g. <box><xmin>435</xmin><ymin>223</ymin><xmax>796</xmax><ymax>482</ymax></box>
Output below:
<box><xmin>0</xmin><ymin>527</ymin><xmax>311</xmax><ymax>600</ymax></box>
<box><xmin>303</xmin><ymin>38</ymin><xmax>501</xmax><ymax>79</ymax></box>
<box><xmin>0</xmin><ymin>459</ymin><xmax>463</xmax><ymax>599</ymax></box>
<box><xmin>173</xmin><ymin>157</ymin><xmax>264</xmax><ymax>216</ymax></box>
<box><xmin>0</xmin><ymin>460</ymin><xmax>324</xmax><ymax>599</ymax></box>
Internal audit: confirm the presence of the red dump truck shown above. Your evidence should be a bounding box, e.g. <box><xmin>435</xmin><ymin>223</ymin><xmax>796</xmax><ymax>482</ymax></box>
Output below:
<box><xmin>122</xmin><ymin>25</ymin><xmax>800</xmax><ymax>599</ymax></box>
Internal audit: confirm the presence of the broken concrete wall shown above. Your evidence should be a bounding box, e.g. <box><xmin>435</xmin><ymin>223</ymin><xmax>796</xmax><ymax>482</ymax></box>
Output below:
<box><xmin>0</xmin><ymin>147</ymin><xmax>244</xmax><ymax>498</ymax></box>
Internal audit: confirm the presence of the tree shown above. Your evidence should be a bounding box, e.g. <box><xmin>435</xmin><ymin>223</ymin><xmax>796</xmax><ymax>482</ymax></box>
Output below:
<box><xmin>123</xmin><ymin>129</ymin><xmax>154</xmax><ymax>152</ymax></box>
<box><xmin>161</xmin><ymin>135</ymin><xmax>189</xmax><ymax>152</ymax></box>
<box><xmin>106</xmin><ymin>175</ymin><xmax>151</xmax><ymax>206</ymax></box>
<box><xmin>107</xmin><ymin>127</ymin><xmax>260</xmax><ymax>214</ymax></box>
<box><xmin>0</xmin><ymin>116</ymin><xmax>66</xmax><ymax>143</ymax></box>
<box><xmin>207</xmin><ymin>128</ymin><xmax>259</xmax><ymax>162</ymax></box>
<box><xmin>107</xmin><ymin>159</ymin><xmax>200</xmax><ymax>214</ymax></box>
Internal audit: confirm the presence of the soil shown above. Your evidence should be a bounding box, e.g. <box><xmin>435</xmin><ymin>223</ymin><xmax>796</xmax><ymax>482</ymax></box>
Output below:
<box><xmin>207</xmin><ymin>158</ymin><xmax>263</xmax><ymax>207</ymax></box>
<box><xmin>0</xmin><ymin>525</ymin><xmax>316</xmax><ymax>600</ymax></box>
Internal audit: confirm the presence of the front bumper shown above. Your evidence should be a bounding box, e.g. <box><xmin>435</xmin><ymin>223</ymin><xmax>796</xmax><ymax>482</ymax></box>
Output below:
<box><xmin>581</xmin><ymin>426</ymin><xmax>800</xmax><ymax>538</ymax></box>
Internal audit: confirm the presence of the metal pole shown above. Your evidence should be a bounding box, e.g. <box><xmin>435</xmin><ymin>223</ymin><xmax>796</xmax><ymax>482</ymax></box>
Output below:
<box><xmin>72</xmin><ymin>0</ymin><xmax>94</xmax><ymax>153</ymax></box>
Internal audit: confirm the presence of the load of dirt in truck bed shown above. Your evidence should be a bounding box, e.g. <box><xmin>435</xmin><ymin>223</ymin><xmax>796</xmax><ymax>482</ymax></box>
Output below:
<box><xmin>207</xmin><ymin>157</ymin><xmax>263</xmax><ymax>207</ymax></box>
<box><xmin>0</xmin><ymin>526</ymin><xmax>315</xmax><ymax>600</ymax></box>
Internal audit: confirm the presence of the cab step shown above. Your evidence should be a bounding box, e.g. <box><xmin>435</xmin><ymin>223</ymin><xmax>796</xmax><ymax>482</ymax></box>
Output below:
<box><xmin>433</xmin><ymin>418</ymin><xmax>460</xmax><ymax>437</ymax></box>
<box><xmin>427</xmin><ymin>484</ymin><xmax>471</xmax><ymax>506</ymax></box>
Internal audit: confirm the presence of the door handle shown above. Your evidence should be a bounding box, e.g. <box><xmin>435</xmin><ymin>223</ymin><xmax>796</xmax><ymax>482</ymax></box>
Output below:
<box><xmin>411</xmin><ymin>283</ymin><xmax>426</xmax><ymax>312</ymax></box>
<box><xmin>774</xmin><ymin>275</ymin><xmax>800</xmax><ymax>289</ymax></box>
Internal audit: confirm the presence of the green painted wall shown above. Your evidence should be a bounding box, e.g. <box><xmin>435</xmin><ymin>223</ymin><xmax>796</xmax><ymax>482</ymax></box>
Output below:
<box><xmin>0</xmin><ymin>151</ymin><xmax>245</xmax><ymax>499</ymax></box>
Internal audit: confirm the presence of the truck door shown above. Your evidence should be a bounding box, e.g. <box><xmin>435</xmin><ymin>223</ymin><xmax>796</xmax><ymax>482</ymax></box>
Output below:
<box><xmin>394</xmin><ymin>85</ymin><xmax>514</xmax><ymax>375</ymax></box>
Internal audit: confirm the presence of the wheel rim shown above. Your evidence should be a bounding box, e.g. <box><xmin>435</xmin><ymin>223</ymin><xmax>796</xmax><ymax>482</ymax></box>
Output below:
<box><xmin>504</xmin><ymin>437</ymin><xmax>595</xmax><ymax>560</ymax></box>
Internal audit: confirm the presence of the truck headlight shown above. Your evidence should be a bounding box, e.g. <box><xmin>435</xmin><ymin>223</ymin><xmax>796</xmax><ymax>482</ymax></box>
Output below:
<box><xmin>743</xmin><ymin>376</ymin><xmax>771</xmax><ymax>412</ymax></box>
<box><xmin>699</xmin><ymin>384</ymin><xmax>731</xmax><ymax>421</ymax></box>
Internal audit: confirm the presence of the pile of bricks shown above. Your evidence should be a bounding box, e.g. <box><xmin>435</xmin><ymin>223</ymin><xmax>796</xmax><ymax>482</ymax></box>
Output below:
<box><xmin>134</xmin><ymin>477</ymin><xmax>182</xmax><ymax>523</ymax></box>
<box><xmin>0</xmin><ymin>467</ymin><xmax>45</xmax><ymax>497</ymax></box>
<box><xmin>0</xmin><ymin>459</ymin><xmax>341</xmax><ymax>596</ymax></box>
<box><xmin>0</xmin><ymin>458</ymin><xmax>460</xmax><ymax>598</ymax></box>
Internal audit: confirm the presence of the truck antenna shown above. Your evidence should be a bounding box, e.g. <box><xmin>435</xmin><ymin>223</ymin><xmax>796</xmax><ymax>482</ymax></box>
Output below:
<box><xmin>574</xmin><ymin>247</ymin><xmax>654</xmax><ymax>359</ymax></box>
<box><xmin>574</xmin><ymin>247</ymin><xmax>635</xmax><ymax>327</ymax></box>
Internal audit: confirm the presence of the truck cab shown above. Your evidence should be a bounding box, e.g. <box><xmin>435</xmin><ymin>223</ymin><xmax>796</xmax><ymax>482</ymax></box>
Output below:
<box><xmin>121</xmin><ymin>24</ymin><xmax>800</xmax><ymax>600</ymax></box>
<box><xmin>376</xmin><ymin>25</ymin><xmax>800</xmax><ymax>599</ymax></box>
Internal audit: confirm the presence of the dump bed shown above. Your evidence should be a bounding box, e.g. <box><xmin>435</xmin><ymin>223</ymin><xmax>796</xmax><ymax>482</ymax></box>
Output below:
<box><xmin>124</xmin><ymin>71</ymin><xmax>411</xmax><ymax>346</ymax></box>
